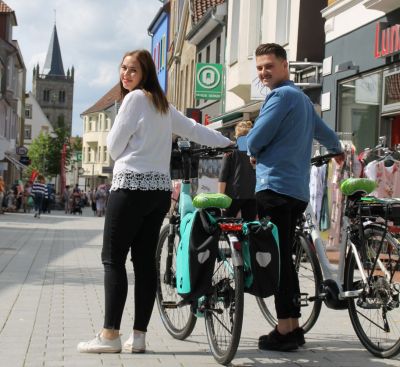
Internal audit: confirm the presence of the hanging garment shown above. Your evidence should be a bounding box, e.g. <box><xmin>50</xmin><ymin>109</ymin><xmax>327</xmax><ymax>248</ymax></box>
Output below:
<box><xmin>309</xmin><ymin>164</ymin><xmax>327</xmax><ymax>229</ymax></box>
<box><xmin>364</xmin><ymin>159</ymin><xmax>400</xmax><ymax>198</ymax></box>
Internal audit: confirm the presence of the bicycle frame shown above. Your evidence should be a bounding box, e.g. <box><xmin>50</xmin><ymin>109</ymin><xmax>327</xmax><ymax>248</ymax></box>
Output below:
<box><xmin>304</xmin><ymin>197</ymin><xmax>398</xmax><ymax>301</ymax></box>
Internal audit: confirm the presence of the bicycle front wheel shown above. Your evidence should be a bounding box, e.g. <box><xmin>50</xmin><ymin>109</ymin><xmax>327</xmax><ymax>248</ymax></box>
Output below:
<box><xmin>204</xmin><ymin>237</ymin><xmax>244</xmax><ymax>365</ymax></box>
<box><xmin>345</xmin><ymin>225</ymin><xmax>400</xmax><ymax>358</ymax></box>
<box><xmin>155</xmin><ymin>225</ymin><xmax>197</xmax><ymax>340</ymax></box>
<box><xmin>256</xmin><ymin>232</ymin><xmax>323</xmax><ymax>333</ymax></box>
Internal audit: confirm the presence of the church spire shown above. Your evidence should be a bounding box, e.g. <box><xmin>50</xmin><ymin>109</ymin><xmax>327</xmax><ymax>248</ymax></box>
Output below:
<box><xmin>43</xmin><ymin>24</ymin><xmax>65</xmax><ymax>76</ymax></box>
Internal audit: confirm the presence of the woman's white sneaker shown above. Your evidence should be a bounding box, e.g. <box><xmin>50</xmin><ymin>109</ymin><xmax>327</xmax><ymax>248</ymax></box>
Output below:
<box><xmin>123</xmin><ymin>332</ymin><xmax>146</xmax><ymax>353</ymax></box>
<box><xmin>77</xmin><ymin>333</ymin><xmax>122</xmax><ymax>353</ymax></box>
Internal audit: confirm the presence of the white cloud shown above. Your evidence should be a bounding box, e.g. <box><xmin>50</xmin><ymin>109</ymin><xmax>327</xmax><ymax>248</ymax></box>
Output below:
<box><xmin>6</xmin><ymin>0</ymin><xmax>161</xmax><ymax>136</ymax></box>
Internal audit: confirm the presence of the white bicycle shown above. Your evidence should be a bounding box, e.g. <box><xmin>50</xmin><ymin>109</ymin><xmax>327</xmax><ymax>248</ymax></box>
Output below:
<box><xmin>257</xmin><ymin>153</ymin><xmax>400</xmax><ymax>358</ymax></box>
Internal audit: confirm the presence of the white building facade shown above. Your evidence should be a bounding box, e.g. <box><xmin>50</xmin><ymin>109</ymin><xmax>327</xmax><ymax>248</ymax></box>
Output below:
<box><xmin>81</xmin><ymin>84</ymin><xmax>120</xmax><ymax>190</ymax></box>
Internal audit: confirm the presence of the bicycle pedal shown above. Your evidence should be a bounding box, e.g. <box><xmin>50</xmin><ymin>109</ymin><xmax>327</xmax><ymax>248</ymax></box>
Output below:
<box><xmin>342</xmin><ymin>290</ymin><xmax>362</xmax><ymax>298</ymax></box>
<box><xmin>161</xmin><ymin>301</ymin><xmax>178</xmax><ymax>309</ymax></box>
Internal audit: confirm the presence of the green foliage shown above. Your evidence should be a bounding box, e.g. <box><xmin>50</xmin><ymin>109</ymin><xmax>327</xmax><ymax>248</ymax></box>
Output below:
<box><xmin>72</xmin><ymin>136</ymin><xmax>82</xmax><ymax>152</ymax></box>
<box><xmin>27</xmin><ymin>127</ymin><xmax>72</xmax><ymax>177</ymax></box>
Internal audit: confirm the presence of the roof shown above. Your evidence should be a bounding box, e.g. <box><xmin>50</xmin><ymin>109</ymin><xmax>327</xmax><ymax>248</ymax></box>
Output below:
<box><xmin>0</xmin><ymin>1</ymin><xmax>17</xmax><ymax>25</ymax></box>
<box><xmin>43</xmin><ymin>25</ymin><xmax>65</xmax><ymax>76</ymax></box>
<box><xmin>0</xmin><ymin>1</ymin><xmax>13</xmax><ymax>13</ymax></box>
<box><xmin>81</xmin><ymin>83</ymin><xmax>121</xmax><ymax>115</ymax></box>
<box><xmin>191</xmin><ymin>0</ymin><xmax>225</xmax><ymax>24</ymax></box>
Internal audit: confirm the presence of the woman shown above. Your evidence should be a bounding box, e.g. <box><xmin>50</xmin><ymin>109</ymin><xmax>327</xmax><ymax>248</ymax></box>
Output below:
<box><xmin>78</xmin><ymin>49</ymin><xmax>232</xmax><ymax>354</ymax></box>
<box><xmin>218</xmin><ymin>120</ymin><xmax>257</xmax><ymax>221</ymax></box>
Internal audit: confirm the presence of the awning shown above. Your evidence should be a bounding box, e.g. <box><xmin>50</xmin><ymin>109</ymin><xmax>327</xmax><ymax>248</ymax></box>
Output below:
<box><xmin>4</xmin><ymin>153</ymin><xmax>27</xmax><ymax>170</ymax></box>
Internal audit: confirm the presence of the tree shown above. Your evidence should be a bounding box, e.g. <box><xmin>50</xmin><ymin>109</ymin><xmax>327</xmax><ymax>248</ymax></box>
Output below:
<box><xmin>27</xmin><ymin>127</ymin><xmax>72</xmax><ymax>178</ymax></box>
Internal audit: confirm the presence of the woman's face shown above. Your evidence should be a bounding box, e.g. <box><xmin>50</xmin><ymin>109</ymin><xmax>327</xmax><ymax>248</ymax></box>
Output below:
<box><xmin>120</xmin><ymin>55</ymin><xmax>143</xmax><ymax>92</ymax></box>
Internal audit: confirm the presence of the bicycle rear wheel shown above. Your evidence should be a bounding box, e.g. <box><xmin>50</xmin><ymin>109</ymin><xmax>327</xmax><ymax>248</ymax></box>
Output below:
<box><xmin>204</xmin><ymin>236</ymin><xmax>244</xmax><ymax>365</ymax></box>
<box><xmin>155</xmin><ymin>224</ymin><xmax>197</xmax><ymax>340</ymax></box>
<box><xmin>256</xmin><ymin>232</ymin><xmax>323</xmax><ymax>333</ymax></box>
<box><xmin>345</xmin><ymin>225</ymin><xmax>400</xmax><ymax>358</ymax></box>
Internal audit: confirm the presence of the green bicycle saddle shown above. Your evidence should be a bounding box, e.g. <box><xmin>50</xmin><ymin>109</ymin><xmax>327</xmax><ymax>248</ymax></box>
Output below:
<box><xmin>340</xmin><ymin>178</ymin><xmax>377</xmax><ymax>196</ymax></box>
<box><xmin>192</xmin><ymin>193</ymin><xmax>232</xmax><ymax>209</ymax></box>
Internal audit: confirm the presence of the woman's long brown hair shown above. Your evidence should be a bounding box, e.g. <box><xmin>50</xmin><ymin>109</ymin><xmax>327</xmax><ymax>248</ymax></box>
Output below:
<box><xmin>119</xmin><ymin>49</ymin><xmax>169</xmax><ymax>114</ymax></box>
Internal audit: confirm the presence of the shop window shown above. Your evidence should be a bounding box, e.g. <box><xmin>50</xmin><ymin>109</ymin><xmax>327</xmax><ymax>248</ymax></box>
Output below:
<box><xmin>382</xmin><ymin>68</ymin><xmax>400</xmax><ymax>114</ymax></box>
<box><xmin>338</xmin><ymin>72</ymin><xmax>381</xmax><ymax>152</ymax></box>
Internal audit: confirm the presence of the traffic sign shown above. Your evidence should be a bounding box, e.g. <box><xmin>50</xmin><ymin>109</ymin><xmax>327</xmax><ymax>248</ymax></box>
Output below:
<box><xmin>195</xmin><ymin>63</ymin><xmax>223</xmax><ymax>100</ymax></box>
<box><xmin>16</xmin><ymin>146</ymin><xmax>28</xmax><ymax>155</ymax></box>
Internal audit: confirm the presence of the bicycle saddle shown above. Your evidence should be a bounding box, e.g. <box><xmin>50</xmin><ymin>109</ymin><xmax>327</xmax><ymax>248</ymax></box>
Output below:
<box><xmin>340</xmin><ymin>178</ymin><xmax>377</xmax><ymax>196</ymax></box>
<box><xmin>192</xmin><ymin>193</ymin><xmax>232</xmax><ymax>209</ymax></box>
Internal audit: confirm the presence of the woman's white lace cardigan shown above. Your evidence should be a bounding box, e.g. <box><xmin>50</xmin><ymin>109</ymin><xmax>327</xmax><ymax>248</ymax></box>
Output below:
<box><xmin>107</xmin><ymin>90</ymin><xmax>231</xmax><ymax>191</ymax></box>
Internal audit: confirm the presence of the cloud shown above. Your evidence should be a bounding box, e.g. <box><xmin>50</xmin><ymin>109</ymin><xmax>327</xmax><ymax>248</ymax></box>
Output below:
<box><xmin>6</xmin><ymin>0</ymin><xmax>161</xmax><ymax>136</ymax></box>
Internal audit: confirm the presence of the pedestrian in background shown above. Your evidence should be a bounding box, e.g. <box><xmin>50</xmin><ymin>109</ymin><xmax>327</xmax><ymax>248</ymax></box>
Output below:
<box><xmin>31</xmin><ymin>175</ymin><xmax>48</xmax><ymax>218</ymax></box>
<box><xmin>247</xmin><ymin>43</ymin><xmax>344</xmax><ymax>352</ymax></box>
<box><xmin>63</xmin><ymin>185</ymin><xmax>71</xmax><ymax>214</ymax></box>
<box><xmin>77</xmin><ymin>49</ymin><xmax>232</xmax><ymax>354</ymax></box>
<box><xmin>218</xmin><ymin>120</ymin><xmax>257</xmax><ymax>221</ymax></box>
<box><xmin>22</xmin><ymin>181</ymin><xmax>33</xmax><ymax>213</ymax></box>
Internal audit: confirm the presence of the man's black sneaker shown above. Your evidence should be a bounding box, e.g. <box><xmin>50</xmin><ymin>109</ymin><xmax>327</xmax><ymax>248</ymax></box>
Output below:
<box><xmin>258</xmin><ymin>327</ymin><xmax>298</xmax><ymax>351</ymax></box>
<box><xmin>289</xmin><ymin>327</ymin><xmax>305</xmax><ymax>346</ymax></box>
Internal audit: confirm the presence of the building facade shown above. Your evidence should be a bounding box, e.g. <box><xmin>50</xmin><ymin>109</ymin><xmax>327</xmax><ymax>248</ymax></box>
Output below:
<box><xmin>32</xmin><ymin>24</ymin><xmax>74</xmax><ymax>133</ymax></box>
<box><xmin>24</xmin><ymin>92</ymin><xmax>54</xmax><ymax>146</ymax></box>
<box><xmin>322</xmin><ymin>0</ymin><xmax>400</xmax><ymax>152</ymax></box>
<box><xmin>187</xmin><ymin>0</ymin><xmax>227</xmax><ymax>125</ymax></box>
<box><xmin>0</xmin><ymin>1</ymin><xmax>26</xmax><ymax>186</ymax></box>
<box><xmin>213</xmin><ymin>0</ymin><xmax>327</xmax><ymax>136</ymax></box>
<box><xmin>80</xmin><ymin>84</ymin><xmax>121</xmax><ymax>190</ymax></box>
<box><xmin>148</xmin><ymin>1</ymin><xmax>170</xmax><ymax>92</ymax></box>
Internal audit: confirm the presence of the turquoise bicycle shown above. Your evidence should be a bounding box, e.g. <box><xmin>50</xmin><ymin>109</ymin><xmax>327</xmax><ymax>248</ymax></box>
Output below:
<box><xmin>155</xmin><ymin>140</ymin><xmax>245</xmax><ymax>365</ymax></box>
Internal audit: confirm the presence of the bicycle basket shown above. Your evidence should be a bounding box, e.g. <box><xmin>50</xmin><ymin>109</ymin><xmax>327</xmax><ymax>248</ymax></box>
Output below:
<box><xmin>170</xmin><ymin>152</ymin><xmax>199</xmax><ymax>180</ymax></box>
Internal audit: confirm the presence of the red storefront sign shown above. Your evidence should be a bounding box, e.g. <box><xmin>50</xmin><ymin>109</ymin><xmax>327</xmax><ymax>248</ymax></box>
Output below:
<box><xmin>374</xmin><ymin>22</ymin><xmax>400</xmax><ymax>58</ymax></box>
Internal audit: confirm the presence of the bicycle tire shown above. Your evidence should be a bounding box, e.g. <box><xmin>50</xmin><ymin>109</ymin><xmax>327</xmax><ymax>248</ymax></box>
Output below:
<box><xmin>256</xmin><ymin>232</ymin><xmax>323</xmax><ymax>333</ymax></box>
<box><xmin>155</xmin><ymin>224</ymin><xmax>197</xmax><ymax>340</ymax></box>
<box><xmin>345</xmin><ymin>224</ymin><xmax>400</xmax><ymax>358</ymax></box>
<box><xmin>204</xmin><ymin>236</ymin><xmax>244</xmax><ymax>365</ymax></box>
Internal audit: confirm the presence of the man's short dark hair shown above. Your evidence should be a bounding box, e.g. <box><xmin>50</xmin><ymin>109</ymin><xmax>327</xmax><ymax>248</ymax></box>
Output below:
<box><xmin>255</xmin><ymin>43</ymin><xmax>287</xmax><ymax>60</ymax></box>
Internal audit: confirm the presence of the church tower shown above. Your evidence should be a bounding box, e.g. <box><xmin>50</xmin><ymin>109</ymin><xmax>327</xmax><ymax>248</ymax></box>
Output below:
<box><xmin>32</xmin><ymin>23</ymin><xmax>74</xmax><ymax>133</ymax></box>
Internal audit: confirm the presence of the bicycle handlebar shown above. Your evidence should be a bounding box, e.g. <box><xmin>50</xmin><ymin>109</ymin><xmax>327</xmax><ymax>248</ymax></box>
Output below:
<box><xmin>172</xmin><ymin>144</ymin><xmax>237</xmax><ymax>159</ymax></box>
<box><xmin>310</xmin><ymin>152</ymin><xmax>343</xmax><ymax>167</ymax></box>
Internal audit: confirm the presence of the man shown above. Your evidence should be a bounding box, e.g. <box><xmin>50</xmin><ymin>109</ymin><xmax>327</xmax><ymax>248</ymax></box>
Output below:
<box><xmin>247</xmin><ymin>43</ymin><xmax>344</xmax><ymax>351</ymax></box>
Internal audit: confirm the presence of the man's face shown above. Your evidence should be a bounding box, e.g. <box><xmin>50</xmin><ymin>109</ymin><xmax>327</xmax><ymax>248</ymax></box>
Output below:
<box><xmin>256</xmin><ymin>53</ymin><xmax>288</xmax><ymax>90</ymax></box>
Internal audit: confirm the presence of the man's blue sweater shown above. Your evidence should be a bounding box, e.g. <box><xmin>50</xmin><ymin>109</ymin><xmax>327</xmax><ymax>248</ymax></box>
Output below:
<box><xmin>247</xmin><ymin>80</ymin><xmax>342</xmax><ymax>202</ymax></box>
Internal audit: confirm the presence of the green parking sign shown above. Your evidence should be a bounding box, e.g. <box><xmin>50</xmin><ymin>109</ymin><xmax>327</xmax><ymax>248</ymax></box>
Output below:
<box><xmin>195</xmin><ymin>63</ymin><xmax>223</xmax><ymax>100</ymax></box>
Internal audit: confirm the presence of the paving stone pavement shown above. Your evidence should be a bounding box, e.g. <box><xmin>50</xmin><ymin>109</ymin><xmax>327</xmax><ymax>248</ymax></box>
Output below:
<box><xmin>1</xmin><ymin>209</ymin><xmax>400</xmax><ymax>367</ymax></box>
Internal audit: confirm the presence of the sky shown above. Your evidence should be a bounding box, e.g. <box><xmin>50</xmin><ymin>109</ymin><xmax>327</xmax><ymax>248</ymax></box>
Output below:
<box><xmin>7</xmin><ymin>0</ymin><xmax>162</xmax><ymax>136</ymax></box>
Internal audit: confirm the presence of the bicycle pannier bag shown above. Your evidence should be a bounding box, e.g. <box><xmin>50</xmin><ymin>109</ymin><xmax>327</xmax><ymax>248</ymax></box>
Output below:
<box><xmin>176</xmin><ymin>209</ymin><xmax>220</xmax><ymax>303</ymax></box>
<box><xmin>242</xmin><ymin>220</ymin><xmax>280</xmax><ymax>298</ymax></box>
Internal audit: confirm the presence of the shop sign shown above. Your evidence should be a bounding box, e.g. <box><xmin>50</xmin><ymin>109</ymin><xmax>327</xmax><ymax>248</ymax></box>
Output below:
<box><xmin>195</xmin><ymin>63</ymin><xmax>223</xmax><ymax>100</ymax></box>
<box><xmin>16</xmin><ymin>146</ymin><xmax>28</xmax><ymax>155</ymax></box>
<box><xmin>374</xmin><ymin>22</ymin><xmax>400</xmax><ymax>59</ymax></box>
